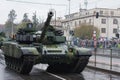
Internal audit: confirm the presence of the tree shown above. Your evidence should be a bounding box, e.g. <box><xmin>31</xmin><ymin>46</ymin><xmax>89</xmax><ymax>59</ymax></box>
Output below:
<box><xmin>5</xmin><ymin>9</ymin><xmax>17</xmax><ymax>38</ymax></box>
<box><xmin>74</xmin><ymin>24</ymin><xmax>99</xmax><ymax>39</ymax></box>
<box><xmin>32</xmin><ymin>12</ymin><xmax>39</xmax><ymax>28</ymax></box>
<box><xmin>8</xmin><ymin>9</ymin><xmax>17</xmax><ymax>23</ymax></box>
<box><xmin>22</xmin><ymin>13</ymin><xmax>31</xmax><ymax>22</ymax></box>
<box><xmin>0</xmin><ymin>32</ymin><xmax>6</xmax><ymax>37</ymax></box>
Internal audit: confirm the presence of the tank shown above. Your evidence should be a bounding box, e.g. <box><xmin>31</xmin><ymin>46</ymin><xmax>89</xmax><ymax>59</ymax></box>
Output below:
<box><xmin>1</xmin><ymin>11</ymin><xmax>92</xmax><ymax>74</ymax></box>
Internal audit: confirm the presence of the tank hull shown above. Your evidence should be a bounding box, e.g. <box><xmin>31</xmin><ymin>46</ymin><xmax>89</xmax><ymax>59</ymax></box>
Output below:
<box><xmin>2</xmin><ymin>42</ymin><xmax>92</xmax><ymax>74</ymax></box>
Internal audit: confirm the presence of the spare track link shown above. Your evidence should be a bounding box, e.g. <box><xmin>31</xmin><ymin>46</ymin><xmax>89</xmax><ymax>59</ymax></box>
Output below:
<box><xmin>5</xmin><ymin>55</ymin><xmax>35</xmax><ymax>74</ymax></box>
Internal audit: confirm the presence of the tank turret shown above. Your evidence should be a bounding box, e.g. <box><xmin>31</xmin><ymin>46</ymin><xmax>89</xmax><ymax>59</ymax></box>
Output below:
<box><xmin>40</xmin><ymin>11</ymin><xmax>65</xmax><ymax>44</ymax></box>
<box><xmin>16</xmin><ymin>22</ymin><xmax>36</xmax><ymax>43</ymax></box>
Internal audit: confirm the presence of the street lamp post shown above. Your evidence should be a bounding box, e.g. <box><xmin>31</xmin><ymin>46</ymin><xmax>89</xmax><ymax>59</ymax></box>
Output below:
<box><xmin>68</xmin><ymin>0</ymin><xmax>70</xmax><ymax>16</ymax></box>
<box><xmin>107</xmin><ymin>16</ymin><xmax>109</xmax><ymax>39</ymax></box>
<box><xmin>68</xmin><ymin>0</ymin><xmax>71</xmax><ymax>41</ymax></box>
<box><xmin>55</xmin><ymin>10</ymin><xmax>56</xmax><ymax>27</ymax></box>
<box><xmin>93</xmin><ymin>30</ymin><xmax>97</xmax><ymax>66</ymax></box>
<box><xmin>117</xmin><ymin>23</ymin><xmax>120</xmax><ymax>39</ymax></box>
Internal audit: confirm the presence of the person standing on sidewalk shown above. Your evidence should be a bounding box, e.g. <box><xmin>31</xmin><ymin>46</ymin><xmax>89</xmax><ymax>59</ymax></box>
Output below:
<box><xmin>117</xmin><ymin>42</ymin><xmax>120</xmax><ymax>48</ymax></box>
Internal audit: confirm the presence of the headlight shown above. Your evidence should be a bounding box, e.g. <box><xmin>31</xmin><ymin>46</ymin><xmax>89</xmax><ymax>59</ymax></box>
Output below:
<box><xmin>69</xmin><ymin>48</ymin><xmax>73</xmax><ymax>52</ymax></box>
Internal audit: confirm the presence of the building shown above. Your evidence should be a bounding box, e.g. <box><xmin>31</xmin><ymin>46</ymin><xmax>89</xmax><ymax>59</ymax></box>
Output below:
<box><xmin>62</xmin><ymin>8</ymin><xmax>120</xmax><ymax>39</ymax></box>
<box><xmin>0</xmin><ymin>24</ymin><xmax>5</xmax><ymax>32</ymax></box>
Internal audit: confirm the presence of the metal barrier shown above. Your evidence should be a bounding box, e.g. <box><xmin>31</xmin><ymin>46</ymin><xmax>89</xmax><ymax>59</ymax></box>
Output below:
<box><xmin>91</xmin><ymin>47</ymin><xmax>120</xmax><ymax>72</ymax></box>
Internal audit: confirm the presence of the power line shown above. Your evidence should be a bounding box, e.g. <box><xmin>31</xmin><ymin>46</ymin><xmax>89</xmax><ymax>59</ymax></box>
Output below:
<box><xmin>6</xmin><ymin>0</ymin><xmax>67</xmax><ymax>6</ymax></box>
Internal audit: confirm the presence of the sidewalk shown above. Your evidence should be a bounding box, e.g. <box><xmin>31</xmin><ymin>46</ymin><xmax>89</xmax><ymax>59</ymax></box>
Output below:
<box><xmin>87</xmin><ymin>48</ymin><xmax>120</xmax><ymax>74</ymax></box>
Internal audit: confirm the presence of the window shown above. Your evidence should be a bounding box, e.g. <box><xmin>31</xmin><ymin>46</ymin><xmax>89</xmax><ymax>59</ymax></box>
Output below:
<box><xmin>84</xmin><ymin>20</ymin><xmax>86</xmax><ymax>23</ymax></box>
<box><xmin>70</xmin><ymin>22</ymin><xmax>72</xmax><ymax>26</ymax></box>
<box><xmin>100</xmin><ymin>11</ymin><xmax>103</xmax><ymax>15</ymax></box>
<box><xmin>65</xmin><ymin>15</ymin><xmax>69</xmax><ymax>19</ymax></box>
<box><xmin>64</xmin><ymin>23</ymin><xmax>66</xmax><ymax>26</ymax></box>
<box><xmin>93</xmin><ymin>11</ymin><xmax>96</xmax><ymax>15</ymax></box>
<box><xmin>111</xmin><ymin>11</ymin><xmax>114</xmax><ymax>16</ymax></box>
<box><xmin>88</xmin><ymin>12</ymin><xmax>89</xmax><ymax>15</ymax></box>
<box><xmin>74</xmin><ymin>21</ymin><xmax>77</xmax><ymax>27</ymax></box>
<box><xmin>113</xmin><ymin>19</ymin><xmax>118</xmax><ymax>24</ymax></box>
<box><xmin>113</xmin><ymin>28</ymin><xmax>117</xmax><ymax>33</ymax></box>
<box><xmin>89</xmin><ymin>19</ymin><xmax>91</xmax><ymax>24</ymax></box>
<box><xmin>67</xmin><ymin>23</ymin><xmax>69</xmax><ymax>26</ymax></box>
<box><xmin>79</xmin><ymin>21</ymin><xmax>81</xmax><ymax>25</ymax></box>
<box><xmin>101</xmin><ymin>19</ymin><xmax>106</xmax><ymax>24</ymax></box>
<box><xmin>101</xmin><ymin>28</ymin><xmax>106</xmax><ymax>33</ymax></box>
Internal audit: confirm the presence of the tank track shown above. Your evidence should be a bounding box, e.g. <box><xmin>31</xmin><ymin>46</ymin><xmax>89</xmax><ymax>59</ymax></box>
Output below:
<box><xmin>47</xmin><ymin>56</ymin><xmax>90</xmax><ymax>73</ymax></box>
<box><xmin>4</xmin><ymin>55</ymin><xmax>35</xmax><ymax>74</ymax></box>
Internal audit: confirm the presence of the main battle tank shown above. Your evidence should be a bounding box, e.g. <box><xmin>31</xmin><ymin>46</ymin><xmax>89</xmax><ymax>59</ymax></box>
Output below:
<box><xmin>1</xmin><ymin>11</ymin><xmax>92</xmax><ymax>74</ymax></box>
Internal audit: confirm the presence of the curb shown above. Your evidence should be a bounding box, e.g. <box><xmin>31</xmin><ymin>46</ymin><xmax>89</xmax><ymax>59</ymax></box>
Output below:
<box><xmin>95</xmin><ymin>54</ymin><xmax>120</xmax><ymax>58</ymax></box>
<box><xmin>87</xmin><ymin>65</ymin><xmax>120</xmax><ymax>76</ymax></box>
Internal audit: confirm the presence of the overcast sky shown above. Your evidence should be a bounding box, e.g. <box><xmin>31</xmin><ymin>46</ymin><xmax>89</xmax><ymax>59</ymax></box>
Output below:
<box><xmin>0</xmin><ymin>0</ymin><xmax>120</xmax><ymax>24</ymax></box>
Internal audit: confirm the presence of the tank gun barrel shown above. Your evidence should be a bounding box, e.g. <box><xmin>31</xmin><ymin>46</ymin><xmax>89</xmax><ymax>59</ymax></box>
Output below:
<box><xmin>40</xmin><ymin>11</ymin><xmax>54</xmax><ymax>42</ymax></box>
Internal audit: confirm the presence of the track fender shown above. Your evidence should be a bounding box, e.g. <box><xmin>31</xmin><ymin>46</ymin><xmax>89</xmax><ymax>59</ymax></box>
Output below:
<box><xmin>74</xmin><ymin>46</ymin><xmax>92</xmax><ymax>56</ymax></box>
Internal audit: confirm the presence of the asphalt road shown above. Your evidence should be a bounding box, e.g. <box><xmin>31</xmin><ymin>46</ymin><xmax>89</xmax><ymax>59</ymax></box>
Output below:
<box><xmin>0</xmin><ymin>50</ymin><xmax>120</xmax><ymax>80</ymax></box>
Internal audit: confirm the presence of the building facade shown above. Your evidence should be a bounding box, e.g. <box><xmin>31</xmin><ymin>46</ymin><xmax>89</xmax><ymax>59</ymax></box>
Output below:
<box><xmin>62</xmin><ymin>8</ymin><xmax>120</xmax><ymax>39</ymax></box>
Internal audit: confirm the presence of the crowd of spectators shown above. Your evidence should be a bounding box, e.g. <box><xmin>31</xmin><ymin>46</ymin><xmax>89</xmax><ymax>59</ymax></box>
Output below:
<box><xmin>73</xmin><ymin>38</ymin><xmax>120</xmax><ymax>49</ymax></box>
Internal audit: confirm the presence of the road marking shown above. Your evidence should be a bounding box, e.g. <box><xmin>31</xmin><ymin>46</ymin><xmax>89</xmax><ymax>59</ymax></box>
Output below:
<box><xmin>47</xmin><ymin>72</ymin><xmax>66</xmax><ymax>80</ymax></box>
<box><xmin>34</xmin><ymin>64</ymin><xmax>66</xmax><ymax>80</ymax></box>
